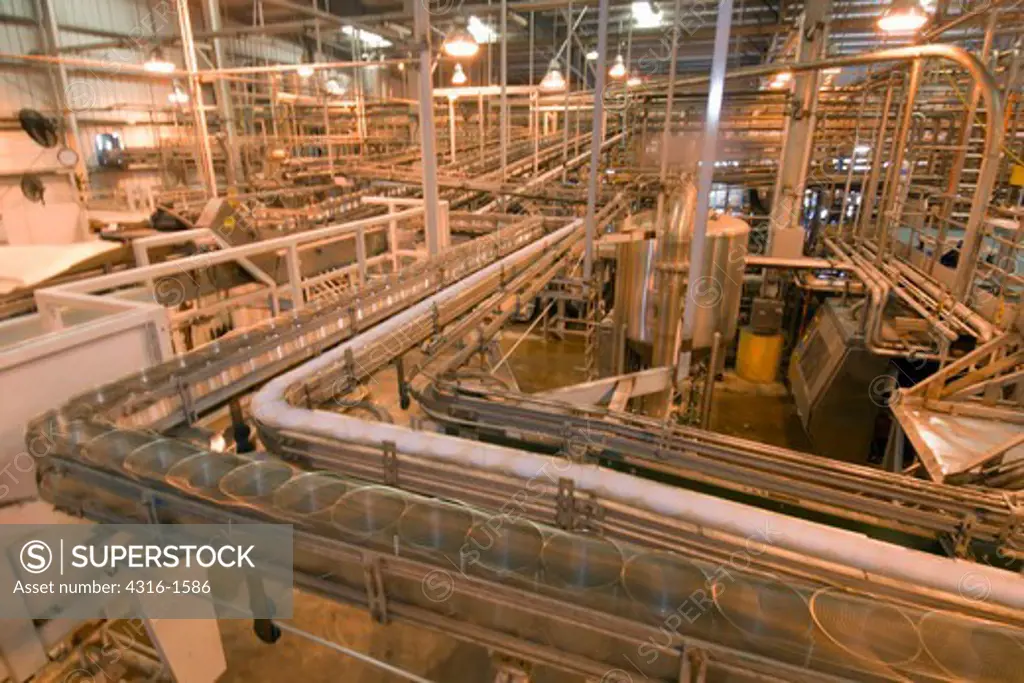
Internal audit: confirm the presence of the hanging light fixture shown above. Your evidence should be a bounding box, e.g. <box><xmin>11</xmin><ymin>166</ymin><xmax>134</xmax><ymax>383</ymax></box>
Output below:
<box><xmin>452</xmin><ymin>63</ymin><xmax>468</xmax><ymax>85</ymax></box>
<box><xmin>168</xmin><ymin>84</ymin><xmax>189</xmax><ymax>104</ymax></box>
<box><xmin>631</xmin><ymin>1</ymin><xmax>662</xmax><ymax>28</ymax></box>
<box><xmin>878</xmin><ymin>0</ymin><xmax>929</xmax><ymax>33</ymax></box>
<box><xmin>540</xmin><ymin>59</ymin><xmax>566</xmax><ymax>91</ymax></box>
<box><xmin>297</xmin><ymin>63</ymin><xmax>315</xmax><ymax>78</ymax></box>
<box><xmin>442</xmin><ymin>18</ymin><xmax>480</xmax><ymax>58</ymax></box>
<box><xmin>627</xmin><ymin>73</ymin><xmax>642</xmax><ymax>87</ymax></box>
<box><xmin>609</xmin><ymin>54</ymin><xmax>627</xmax><ymax>79</ymax></box>
<box><xmin>585</xmin><ymin>49</ymin><xmax>599</xmax><ymax>61</ymax></box>
<box><xmin>144</xmin><ymin>47</ymin><xmax>175</xmax><ymax>74</ymax></box>
<box><xmin>768</xmin><ymin>71</ymin><xmax>792</xmax><ymax>89</ymax></box>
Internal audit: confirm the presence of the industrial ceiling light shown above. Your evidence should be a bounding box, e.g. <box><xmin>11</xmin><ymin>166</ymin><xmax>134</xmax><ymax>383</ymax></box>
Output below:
<box><xmin>627</xmin><ymin>73</ymin><xmax>642</xmax><ymax>87</ymax></box>
<box><xmin>443</xmin><ymin>18</ymin><xmax>480</xmax><ymax>58</ymax></box>
<box><xmin>167</xmin><ymin>85</ymin><xmax>189</xmax><ymax>104</ymax></box>
<box><xmin>297</xmin><ymin>63</ymin><xmax>315</xmax><ymax>78</ymax></box>
<box><xmin>143</xmin><ymin>48</ymin><xmax>175</xmax><ymax>74</ymax></box>
<box><xmin>341</xmin><ymin>25</ymin><xmax>392</xmax><ymax>49</ymax></box>
<box><xmin>325</xmin><ymin>79</ymin><xmax>346</xmax><ymax>96</ymax></box>
<box><xmin>586</xmin><ymin>49</ymin><xmax>599</xmax><ymax>61</ymax></box>
<box><xmin>768</xmin><ymin>71</ymin><xmax>792</xmax><ymax>89</ymax></box>
<box><xmin>631</xmin><ymin>1</ymin><xmax>662</xmax><ymax>28</ymax></box>
<box><xmin>878</xmin><ymin>0</ymin><xmax>929</xmax><ymax>33</ymax></box>
<box><xmin>609</xmin><ymin>54</ymin><xmax>627</xmax><ymax>79</ymax></box>
<box><xmin>540</xmin><ymin>60</ymin><xmax>566</xmax><ymax>91</ymax></box>
<box><xmin>467</xmin><ymin>16</ymin><xmax>497</xmax><ymax>44</ymax></box>
<box><xmin>452</xmin><ymin>63</ymin><xmax>468</xmax><ymax>85</ymax></box>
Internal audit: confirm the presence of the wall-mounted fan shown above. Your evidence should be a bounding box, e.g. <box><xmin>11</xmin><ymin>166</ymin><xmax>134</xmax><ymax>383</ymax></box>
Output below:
<box><xmin>20</xmin><ymin>174</ymin><xmax>46</xmax><ymax>204</ymax></box>
<box><xmin>18</xmin><ymin>109</ymin><xmax>59</xmax><ymax>148</ymax></box>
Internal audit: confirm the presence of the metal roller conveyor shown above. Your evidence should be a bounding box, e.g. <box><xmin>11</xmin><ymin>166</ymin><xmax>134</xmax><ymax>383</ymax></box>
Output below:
<box><xmin>38</xmin><ymin>436</ymin><xmax>1024</xmax><ymax>683</ymax></box>
<box><xmin>29</xmin><ymin>216</ymin><xmax>1024</xmax><ymax>682</ymax></box>
<box><xmin>419</xmin><ymin>381</ymin><xmax>1024</xmax><ymax>555</ymax></box>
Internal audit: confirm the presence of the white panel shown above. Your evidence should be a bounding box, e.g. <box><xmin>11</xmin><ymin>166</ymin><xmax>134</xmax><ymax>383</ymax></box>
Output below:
<box><xmin>0</xmin><ymin>316</ymin><xmax>162</xmax><ymax>502</ymax></box>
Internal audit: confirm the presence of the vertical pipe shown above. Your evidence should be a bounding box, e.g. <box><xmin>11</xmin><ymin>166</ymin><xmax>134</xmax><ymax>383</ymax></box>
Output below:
<box><xmin>287</xmin><ymin>245</ymin><xmax>304</xmax><ymax>309</ymax></box>
<box><xmin>623</xmin><ymin>8</ymin><xmax>634</xmax><ymax>151</ymax></box>
<box><xmin>676</xmin><ymin>0</ymin><xmax>733</xmax><ymax>391</ymax></box>
<box><xmin>528</xmin><ymin>9</ymin><xmax>535</xmax><ymax>170</ymax></box>
<box><xmin>940</xmin><ymin>9</ymin><xmax>998</xmax><ymax>229</ymax></box>
<box><xmin>951</xmin><ymin>10</ymin><xmax>1000</xmax><ymax>298</ymax></box>
<box><xmin>176</xmin><ymin>0</ymin><xmax>218</xmax><ymax>198</ymax></box>
<box><xmin>478</xmin><ymin>93</ymin><xmax>485</xmax><ymax>162</ymax></box>
<box><xmin>38</xmin><ymin>0</ymin><xmax>90</xmax><ymax>200</ymax></box>
<box><xmin>532</xmin><ymin>90</ymin><xmax>540</xmax><ymax>175</ymax></box>
<box><xmin>202</xmin><ymin>0</ymin><xmax>242</xmax><ymax>190</ymax></box>
<box><xmin>766</xmin><ymin>1</ymin><xmax>830</xmax><ymax>257</ymax></box>
<box><xmin>448</xmin><ymin>96</ymin><xmax>457</xmax><ymax>163</ymax></box>
<box><xmin>388</xmin><ymin>203</ymin><xmax>399</xmax><ymax>271</ymax></box>
<box><xmin>582</xmin><ymin>0</ymin><xmax>610</xmax><ymax>280</ymax></box>
<box><xmin>356</xmin><ymin>226</ymin><xmax>367</xmax><ymax>283</ymax></box>
<box><xmin>413</xmin><ymin>0</ymin><xmax>442</xmax><ymax>256</ymax></box>
<box><xmin>700</xmin><ymin>332</ymin><xmax>722</xmax><ymax>429</ymax></box>
<box><xmin>876</xmin><ymin>59</ymin><xmax>922</xmax><ymax>265</ymax></box>
<box><xmin>654</xmin><ymin>0</ymin><xmax>684</xmax><ymax>230</ymax></box>
<box><xmin>836</xmin><ymin>87</ymin><xmax>868</xmax><ymax>237</ymax></box>
<box><xmin>857</xmin><ymin>74</ymin><xmax>895</xmax><ymax>243</ymax></box>
<box><xmin>562</xmin><ymin>1</ymin><xmax>572</xmax><ymax>182</ymax></box>
<box><xmin>500</xmin><ymin>0</ymin><xmax>508</xmax><ymax>185</ymax></box>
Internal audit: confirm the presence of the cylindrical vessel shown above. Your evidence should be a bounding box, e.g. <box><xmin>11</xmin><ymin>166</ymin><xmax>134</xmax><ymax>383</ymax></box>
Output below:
<box><xmin>736</xmin><ymin>327</ymin><xmax>785</xmax><ymax>383</ymax></box>
<box><xmin>620</xmin><ymin>211</ymin><xmax>750</xmax><ymax>353</ymax></box>
<box><xmin>691</xmin><ymin>214</ymin><xmax>750</xmax><ymax>349</ymax></box>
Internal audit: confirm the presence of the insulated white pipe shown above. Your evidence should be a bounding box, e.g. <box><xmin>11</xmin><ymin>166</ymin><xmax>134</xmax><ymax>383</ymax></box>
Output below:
<box><xmin>252</xmin><ymin>228</ymin><xmax>1024</xmax><ymax>612</ymax></box>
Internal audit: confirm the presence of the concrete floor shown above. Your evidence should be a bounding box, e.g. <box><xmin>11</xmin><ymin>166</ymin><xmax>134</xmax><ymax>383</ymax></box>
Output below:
<box><xmin>708</xmin><ymin>372</ymin><xmax>813</xmax><ymax>451</ymax></box>
<box><xmin>218</xmin><ymin>591</ymin><xmax>506</xmax><ymax>683</ymax></box>
<box><xmin>215</xmin><ymin>326</ymin><xmax>814</xmax><ymax>682</ymax></box>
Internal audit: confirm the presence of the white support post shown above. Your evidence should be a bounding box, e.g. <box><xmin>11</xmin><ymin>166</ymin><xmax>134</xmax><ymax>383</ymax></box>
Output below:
<box><xmin>356</xmin><ymin>226</ymin><xmax>368</xmax><ymax>283</ymax></box>
<box><xmin>286</xmin><ymin>245</ymin><xmax>304</xmax><ymax>310</ymax></box>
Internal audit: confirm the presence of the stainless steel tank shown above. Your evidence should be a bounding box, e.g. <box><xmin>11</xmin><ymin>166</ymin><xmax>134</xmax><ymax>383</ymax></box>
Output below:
<box><xmin>617</xmin><ymin>212</ymin><xmax>750</xmax><ymax>351</ymax></box>
<box><xmin>614</xmin><ymin>212</ymin><xmax>659</xmax><ymax>347</ymax></box>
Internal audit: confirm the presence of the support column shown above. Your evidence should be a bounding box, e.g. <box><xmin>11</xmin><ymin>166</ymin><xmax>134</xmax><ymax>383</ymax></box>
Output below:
<box><xmin>500</xmin><ymin>0</ymin><xmax>508</xmax><ymax>186</ymax></box>
<box><xmin>448</xmin><ymin>96</ymin><xmax>457</xmax><ymax>163</ymax></box>
<box><xmin>876</xmin><ymin>59</ymin><xmax>923</xmax><ymax>264</ymax></box>
<box><xmin>672</xmin><ymin>0</ymin><xmax>734</xmax><ymax>409</ymax></box>
<box><xmin>654</xmin><ymin>0</ymin><xmax>683</xmax><ymax>229</ymax></box>
<box><xmin>767</xmin><ymin>0</ymin><xmax>831</xmax><ymax>257</ymax></box>
<box><xmin>582</xmin><ymin>0</ymin><xmax>610</xmax><ymax>280</ymax></box>
<box><xmin>413</xmin><ymin>0</ymin><xmax>442</xmax><ymax>256</ymax></box>
<box><xmin>856</xmin><ymin>74</ymin><xmax>895</xmax><ymax>243</ymax></box>
<box><xmin>478</xmin><ymin>93</ymin><xmax>485</xmax><ymax>162</ymax></box>
<box><xmin>38</xmin><ymin>0</ymin><xmax>90</xmax><ymax>201</ymax></box>
<box><xmin>176</xmin><ymin>0</ymin><xmax>218</xmax><ymax>198</ymax></box>
<box><xmin>561</xmin><ymin>1</ymin><xmax>572</xmax><ymax>183</ymax></box>
<box><xmin>201</xmin><ymin>0</ymin><xmax>242</xmax><ymax>190</ymax></box>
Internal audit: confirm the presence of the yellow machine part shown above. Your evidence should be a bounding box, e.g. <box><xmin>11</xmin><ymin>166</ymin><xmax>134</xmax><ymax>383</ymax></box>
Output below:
<box><xmin>1010</xmin><ymin>164</ymin><xmax>1024</xmax><ymax>187</ymax></box>
<box><xmin>736</xmin><ymin>327</ymin><xmax>784</xmax><ymax>383</ymax></box>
